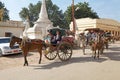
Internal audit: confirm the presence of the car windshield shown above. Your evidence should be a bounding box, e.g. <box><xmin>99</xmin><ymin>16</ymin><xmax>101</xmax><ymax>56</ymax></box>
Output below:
<box><xmin>0</xmin><ymin>38</ymin><xmax>10</xmax><ymax>43</ymax></box>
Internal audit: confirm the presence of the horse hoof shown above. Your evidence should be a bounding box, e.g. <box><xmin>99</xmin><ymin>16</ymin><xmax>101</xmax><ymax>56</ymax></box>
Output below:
<box><xmin>97</xmin><ymin>56</ymin><xmax>99</xmax><ymax>59</ymax></box>
<box><xmin>38</xmin><ymin>62</ymin><xmax>41</xmax><ymax>64</ymax></box>
<box><xmin>24</xmin><ymin>63</ymin><xmax>28</xmax><ymax>66</ymax></box>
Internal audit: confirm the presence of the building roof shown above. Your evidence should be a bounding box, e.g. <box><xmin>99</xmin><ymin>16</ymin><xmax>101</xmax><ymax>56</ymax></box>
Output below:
<box><xmin>76</xmin><ymin>18</ymin><xmax>120</xmax><ymax>27</ymax></box>
<box><xmin>96</xmin><ymin>18</ymin><xmax>120</xmax><ymax>27</ymax></box>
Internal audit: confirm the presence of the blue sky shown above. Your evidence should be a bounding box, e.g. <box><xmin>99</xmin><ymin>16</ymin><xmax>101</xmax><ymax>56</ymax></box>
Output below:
<box><xmin>1</xmin><ymin>0</ymin><xmax>120</xmax><ymax>22</ymax></box>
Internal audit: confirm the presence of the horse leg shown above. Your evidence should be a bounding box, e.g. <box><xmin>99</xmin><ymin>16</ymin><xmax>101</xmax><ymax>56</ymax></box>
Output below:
<box><xmin>38</xmin><ymin>49</ymin><xmax>42</xmax><ymax>64</ymax></box>
<box><xmin>23</xmin><ymin>51</ymin><xmax>28</xmax><ymax>66</ymax></box>
<box><xmin>91</xmin><ymin>50</ymin><xmax>96</xmax><ymax>59</ymax></box>
<box><xmin>91</xmin><ymin>47</ymin><xmax>95</xmax><ymax>58</ymax></box>
<box><xmin>106</xmin><ymin>42</ymin><xmax>108</xmax><ymax>49</ymax></box>
<box><xmin>93</xmin><ymin>50</ymin><xmax>96</xmax><ymax>59</ymax></box>
<box><xmin>100</xmin><ymin>46</ymin><xmax>104</xmax><ymax>55</ymax></box>
<box><xmin>82</xmin><ymin>43</ymin><xmax>85</xmax><ymax>55</ymax></box>
<box><xmin>23</xmin><ymin>55</ymin><xmax>28</xmax><ymax>66</ymax></box>
<box><xmin>83</xmin><ymin>47</ymin><xmax>85</xmax><ymax>55</ymax></box>
<box><xmin>97</xmin><ymin>50</ymin><xmax>99</xmax><ymax>59</ymax></box>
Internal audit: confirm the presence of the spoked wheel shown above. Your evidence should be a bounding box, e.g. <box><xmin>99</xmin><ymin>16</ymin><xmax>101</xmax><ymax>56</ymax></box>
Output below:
<box><xmin>57</xmin><ymin>42</ymin><xmax>72</xmax><ymax>61</ymax></box>
<box><xmin>44</xmin><ymin>48</ymin><xmax>57</xmax><ymax>60</ymax></box>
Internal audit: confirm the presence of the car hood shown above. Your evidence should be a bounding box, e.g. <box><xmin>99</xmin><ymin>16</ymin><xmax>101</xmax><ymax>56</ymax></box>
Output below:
<box><xmin>0</xmin><ymin>43</ymin><xmax>19</xmax><ymax>48</ymax></box>
<box><xmin>0</xmin><ymin>43</ymin><xmax>10</xmax><ymax>47</ymax></box>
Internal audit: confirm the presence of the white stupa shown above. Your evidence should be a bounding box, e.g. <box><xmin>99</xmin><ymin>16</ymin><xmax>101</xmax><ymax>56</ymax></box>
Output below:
<box><xmin>26</xmin><ymin>0</ymin><xmax>53</xmax><ymax>39</ymax></box>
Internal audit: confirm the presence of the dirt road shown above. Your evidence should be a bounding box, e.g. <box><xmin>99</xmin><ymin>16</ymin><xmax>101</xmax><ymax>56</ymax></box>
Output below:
<box><xmin>0</xmin><ymin>41</ymin><xmax>120</xmax><ymax>80</ymax></box>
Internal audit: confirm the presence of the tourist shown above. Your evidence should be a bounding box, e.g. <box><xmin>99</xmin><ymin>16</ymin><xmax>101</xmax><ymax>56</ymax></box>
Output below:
<box><xmin>51</xmin><ymin>30</ymin><xmax>62</xmax><ymax>44</ymax></box>
<box><xmin>55</xmin><ymin>30</ymin><xmax>62</xmax><ymax>44</ymax></box>
<box><xmin>44</xmin><ymin>31</ymin><xmax>53</xmax><ymax>44</ymax></box>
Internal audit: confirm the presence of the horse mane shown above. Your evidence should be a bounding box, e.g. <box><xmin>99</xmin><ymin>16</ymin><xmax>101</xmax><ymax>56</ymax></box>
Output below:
<box><xmin>11</xmin><ymin>35</ymin><xmax>22</xmax><ymax>40</ymax></box>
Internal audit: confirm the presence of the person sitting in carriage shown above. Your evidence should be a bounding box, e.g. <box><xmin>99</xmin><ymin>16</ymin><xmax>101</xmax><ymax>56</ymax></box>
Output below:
<box><xmin>86</xmin><ymin>30</ymin><xmax>98</xmax><ymax>45</ymax></box>
<box><xmin>44</xmin><ymin>30</ymin><xmax>62</xmax><ymax>44</ymax></box>
<box><xmin>44</xmin><ymin>31</ymin><xmax>52</xmax><ymax>44</ymax></box>
<box><xmin>43</xmin><ymin>30</ymin><xmax>62</xmax><ymax>54</ymax></box>
<box><xmin>91</xmin><ymin>30</ymin><xmax>98</xmax><ymax>41</ymax></box>
<box><xmin>51</xmin><ymin>30</ymin><xmax>62</xmax><ymax>45</ymax></box>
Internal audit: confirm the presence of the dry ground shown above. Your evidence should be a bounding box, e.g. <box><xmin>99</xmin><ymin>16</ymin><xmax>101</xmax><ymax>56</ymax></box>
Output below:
<box><xmin>0</xmin><ymin>41</ymin><xmax>120</xmax><ymax>80</ymax></box>
<box><xmin>0</xmin><ymin>41</ymin><xmax>120</xmax><ymax>70</ymax></box>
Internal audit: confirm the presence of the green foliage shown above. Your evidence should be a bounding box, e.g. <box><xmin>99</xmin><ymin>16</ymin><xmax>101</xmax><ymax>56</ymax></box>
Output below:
<box><xmin>19</xmin><ymin>1</ymin><xmax>41</xmax><ymax>26</ymax></box>
<box><xmin>19</xmin><ymin>0</ymin><xmax>68</xmax><ymax>29</ymax></box>
<box><xmin>0</xmin><ymin>1</ymin><xmax>9</xmax><ymax>21</ymax></box>
<box><xmin>64</xmin><ymin>2</ymin><xmax>99</xmax><ymax>24</ymax></box>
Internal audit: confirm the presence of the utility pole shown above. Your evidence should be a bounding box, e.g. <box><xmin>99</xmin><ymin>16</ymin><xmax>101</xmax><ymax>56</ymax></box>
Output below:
<box><xmin>72</xmin><ymin>0</ymin><xmax>75</xmax><ymax>35</ymax></box>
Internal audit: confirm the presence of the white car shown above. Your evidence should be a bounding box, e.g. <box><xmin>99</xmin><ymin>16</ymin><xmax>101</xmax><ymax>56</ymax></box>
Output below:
<box><xmin>0</xmin><ymin>37</ymin><xmax>22</xmax><ymax>56</ymax></box>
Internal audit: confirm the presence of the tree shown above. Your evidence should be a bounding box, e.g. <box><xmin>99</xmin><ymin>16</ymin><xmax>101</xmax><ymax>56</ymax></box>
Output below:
<box><xmin>46</xmin><ymin>0</ymin><xmax>68</xmax><ymax>29</ymax></box>
<box><xmin>19</xmin><ymin>1</ymin><xmax>41</xmax><ymax>27</ymax></box>
<box><xmin>0</xmin><ymin>1</ymin><xmax>9</xmax><ymax>21</ymax></box>
<box><xmin>64</xmin><ymin>2</ymin><xmax>99</xmax><ymax>25</ymax></box>
<box><xmin>19</xmin><ymin>0</ymin><xmax>68</xmax><ymax>29</ymax></box>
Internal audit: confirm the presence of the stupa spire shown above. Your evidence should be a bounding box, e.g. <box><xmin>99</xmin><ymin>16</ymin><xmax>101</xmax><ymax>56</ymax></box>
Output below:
<box><xmin>37</xmin><ymin>0</ymin><xmax>49</xmax><ymax>22</ymax></box>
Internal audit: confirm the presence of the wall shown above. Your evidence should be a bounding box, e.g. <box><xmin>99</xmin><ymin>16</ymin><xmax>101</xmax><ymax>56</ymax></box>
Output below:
<box><xmin>0</xmin><ymin>20</ymin><xmax>24</xmax><ymax>37</ymax></box>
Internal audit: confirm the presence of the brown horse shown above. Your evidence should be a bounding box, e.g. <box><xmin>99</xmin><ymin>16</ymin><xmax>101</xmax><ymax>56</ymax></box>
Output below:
<box><xmin>10</xmin><ymin>35</ymin><xmax>45</xmax><ymax>66</ymax></box>
<box><xmin>90</xmin><ymin>34</ymin><xmax>104</xmax><ymax>59</ymax></box>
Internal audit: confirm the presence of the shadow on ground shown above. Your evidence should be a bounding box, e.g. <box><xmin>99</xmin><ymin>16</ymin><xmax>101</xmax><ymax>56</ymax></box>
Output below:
<box><xmin>103</xmin><ymin>52</ymin><xmax>120</xmax><ymax>61</ymax></box>
<box><xmin>103</xmin><ymin>43</ymin><xmax>120</xmax><ymax>61</ymax></box>
<box><xmin>32</xmin><ymin>56</ymin><xmax>107</xmax><ymax>70</ymax></box>
<box><xmin>108</xmin><ymin>47</ymin><xmax>120</xmax><ymax>51</ymax></box>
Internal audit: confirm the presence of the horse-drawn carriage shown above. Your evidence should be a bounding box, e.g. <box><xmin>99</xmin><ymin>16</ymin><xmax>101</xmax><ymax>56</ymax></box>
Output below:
<box><xmin>9</xmin><ymin>27</ymin><xmax>75</xmax><ymax>66</ymax></box>
<box><xmin>84</xmin><ymin>28</ymin><xmax>105</xmax><ymax>58</ymax></box>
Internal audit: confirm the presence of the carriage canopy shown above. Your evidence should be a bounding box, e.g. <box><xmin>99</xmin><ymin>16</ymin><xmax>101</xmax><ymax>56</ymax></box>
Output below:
<box><xmin>47</xmin><ymin>27</ymin><xmax>66</xmax><ymax>36</ymax></box>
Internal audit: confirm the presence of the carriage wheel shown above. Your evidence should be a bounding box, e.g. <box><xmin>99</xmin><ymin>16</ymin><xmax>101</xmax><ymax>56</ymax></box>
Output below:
<box><xmin>44</xmin><ymin>48</ymin><xmax>57</xmax><ymax>60</ymax></box>
<box><xmin>57</xmin><ymin>42</ymin><xmax>72</xmax><ymax>61</ymax></box>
